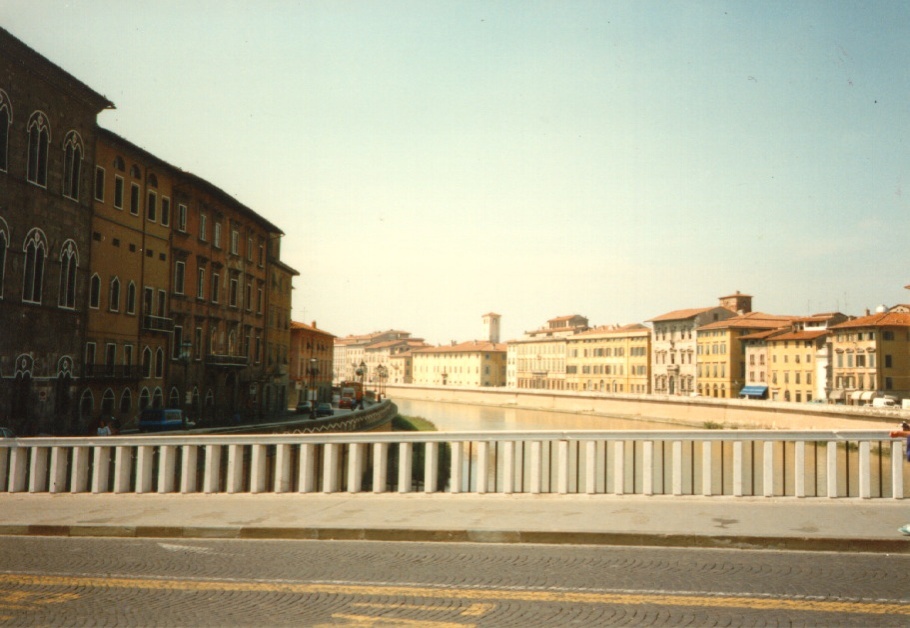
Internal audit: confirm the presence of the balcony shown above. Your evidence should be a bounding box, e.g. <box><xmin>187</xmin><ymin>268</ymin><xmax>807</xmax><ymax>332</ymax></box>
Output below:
<box><xmin>206</xmin><ymin>354</ymin><xmax>249</xmax><ymax>368</ymax></box>
<box><xmin>82</xmin><ymin>364</ymin><xmax>144</xmax><ymax>380</ymax></box>
<box><xmin>142</xmin><ymin>315</ymin><xmax>175</xmax><ymax>333</ymax></box>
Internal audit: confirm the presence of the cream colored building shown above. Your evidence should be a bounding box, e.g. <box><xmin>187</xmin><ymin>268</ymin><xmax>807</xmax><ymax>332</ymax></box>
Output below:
<box><xmin>566</xmin><ymin>324</ymin><xmax>651</xmax><ymax>394</ymax></box>
<box><xmin>508</xmin><ymin>315</ymin><xmax>588</xmax><ymax>390</ymax></box>
<box><xmin>412</xmin><ymin>341</ymin><xmax>507</xmax><ymax>387</ymax></box>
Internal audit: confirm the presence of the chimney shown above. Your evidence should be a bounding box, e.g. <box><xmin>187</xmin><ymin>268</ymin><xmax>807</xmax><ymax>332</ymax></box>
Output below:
<box><xmin>311</xmin><ymin>320</ymin><xmax>317</xmax><ymax>329</ymax></box>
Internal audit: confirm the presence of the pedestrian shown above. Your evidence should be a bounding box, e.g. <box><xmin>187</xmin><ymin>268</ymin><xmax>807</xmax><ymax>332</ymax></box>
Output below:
<box><xmin>891</xmin><ymin>422</ymin><xmax>910</xmax><ymax>535</ymax></box>
<box><xmin>97</xmin><ymin>419</ymin><xmax>111</xmax><ymax>437</ymax></box>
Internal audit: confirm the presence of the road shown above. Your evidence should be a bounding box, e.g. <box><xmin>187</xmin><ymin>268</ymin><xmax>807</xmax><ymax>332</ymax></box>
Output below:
<box><xmin>1</xmin><ymin>537</ymin><xmax>908</xmax><ymax>626</ymax></box>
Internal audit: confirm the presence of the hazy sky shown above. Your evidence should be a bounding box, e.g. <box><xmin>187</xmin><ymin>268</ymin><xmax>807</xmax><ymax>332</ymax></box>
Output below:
<box><xmin>4</xmin><ymin>2</ymin><xmax>909</xmax><ymax>344</ymax></box>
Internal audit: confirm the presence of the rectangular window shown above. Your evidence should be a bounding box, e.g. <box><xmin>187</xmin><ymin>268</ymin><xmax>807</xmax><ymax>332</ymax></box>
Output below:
<box><xmin>200</xmin><ymin>214</ymin><xmax>208</xmax><ymax>241</ymax></box>
<box><xmin>114</xmin><ymin>176</ymin><xmax>124</xmax><ymax>209</ymax></box>
<box><xmin>212</xmin><ymin>273</ymin><xmax>220</xmax><ymax>303</ymax></box>
<box><xmin>194</xmin><ymin>327</ymin><xmax>203</xmax><ymax>360</ymax></box>
<box><xmin>886</xmin><ymin>355</ymin><xmax>893</xmax><ymax>368</ymax></box>
<box><xmin>247</xmin><ymin>237</ymin><xmax>253</xmax><ymax>261</ymax></box>
<box><xmin>94</xmin><ymin>166</ymin><xmax>105</xmax><ymax>202</ymax></box>
<box><xmin>161</xmin><ymin>197</ymin><xmax>171</xmax><ymax>227</ymax></box>
<box><xmin>85</xmin><ymin>342</ymin><xmax>96</xmax><ymax>366</ymax></box>
<box><xmin>174</xmin><ymin>261</ymin><xmax>185</xmax><ymax>295</ymax></box>
<box><xmin>230</xmin><ymin>230</ymin><xmax>239</xmax><ymax>255</ymax></box>
<box><xmin>245</xmin><ymin>283</ymin><xmax>252</xmax><ymax>311</ymax></box>
<box><xmin>124</xmin><ymin>344</ymin><xmax>133</xmax><ymax>366</ymax></box>
<box><xmin>259</xmin><ymin>244</ymin><xmax>264</xmax><ymax>266</ymax></box>
<box><xmin>147</xmin><ymin>190</ymin><xmax>157</xmax><ymax>222</ymax></box>
<box><xmin>196</xmin><ymin>268</ymin><xmax>205</xmax><ymax>299</ymax></box>
<box><xmin>214</xmin><ymin>222</ymin><xmax>222</xmax><ymax>248</ymax></box>
<box><xmin>178</xmin><ymin>204</ymin><xmax>187</xmax><ymax>232</ymax></box>
<box><xmin>172</xmin><ymin>325</ymin><xmax>183</xmax><ymax>360</ymax></box>
<box><xmin>130</xmin><ymin>183</ymin><xmax>141</xmax><ymax>216</ymax></box>
<box><xmin>105</xmin><ymin>343</ymin><xmax>116</xmax><ymax>366</ymax></box>
<box><xmin>257</xmin><ymin>287</ymin><xmax>263</xmax><ymax>314</ymax></box>
<box><xmin>229</xmin><ymin>277</ymin><xmax>239</xmax><ymax>307</ymax></box>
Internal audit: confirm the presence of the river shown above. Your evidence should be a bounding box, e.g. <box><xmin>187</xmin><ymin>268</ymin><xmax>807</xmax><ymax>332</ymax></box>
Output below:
<box><xmin>393</xmin><ymin>398</ymin><xmax>688</xmax><ymax>432</ymax></box>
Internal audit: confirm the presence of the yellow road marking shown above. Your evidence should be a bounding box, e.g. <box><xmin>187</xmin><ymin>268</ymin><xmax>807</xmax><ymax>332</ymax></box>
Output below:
<box><xmin>323</xmin><ymin>613</ymin><xmax>471</xmax><ymax>627</ymax></box>
<box><xmin>351</xmin><ymin>601</ymin><xmax>493</xmax><ymax>617</ymax></box>
<box><xmin>1</xmin><ymin>574</ymin><xmax>907</xmax><ymax>616</ymax></box>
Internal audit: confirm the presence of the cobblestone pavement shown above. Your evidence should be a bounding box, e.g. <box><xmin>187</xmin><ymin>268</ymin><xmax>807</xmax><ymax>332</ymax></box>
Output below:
<box><xmin>1</xmin><ymin>537</ymin><xmax>909</xmax><ymax>626</ymax></box>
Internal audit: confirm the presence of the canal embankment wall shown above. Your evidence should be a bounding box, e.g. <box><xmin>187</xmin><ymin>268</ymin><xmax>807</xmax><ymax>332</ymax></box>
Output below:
<box><xmin>384</xmin><ymin>385</ymin><xmax>902</xmax><ymax>431</ymax></box>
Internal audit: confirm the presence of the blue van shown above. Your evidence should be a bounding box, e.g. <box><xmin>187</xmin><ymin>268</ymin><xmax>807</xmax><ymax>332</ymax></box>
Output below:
<box><xmin>139</xmin><ymin>408</ymin><xmax>188</xmax><ymax>432</ymax></box>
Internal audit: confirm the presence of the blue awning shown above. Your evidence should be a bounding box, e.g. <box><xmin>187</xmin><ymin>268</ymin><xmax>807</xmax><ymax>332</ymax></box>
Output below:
<box><xmin>739</xmin><ymin>385</ymin><xmax>768</xmax><ymax>398</ymax></box>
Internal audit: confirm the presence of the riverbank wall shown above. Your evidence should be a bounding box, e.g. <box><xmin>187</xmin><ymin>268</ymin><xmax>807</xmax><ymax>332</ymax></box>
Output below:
<box><xmin>385</xmin><ymin>385</ymin><xmax>903</xmax><ymax>431</ymax></box>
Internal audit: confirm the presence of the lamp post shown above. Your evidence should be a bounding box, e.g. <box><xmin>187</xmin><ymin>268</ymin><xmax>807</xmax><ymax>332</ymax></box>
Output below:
<box><xmin>308</xmin><ymin>357</ymin><xmax>318</xmax><ymax>419</ymax></box>
<box><xmin>376</xmin><ymin>364</ymin><xmax>388</xmax><ymax>399</ymax></box>
<box><xmin>179</xmin><ymin>340</ymin><xmax>192</xmax><ymax>413</ymax></box>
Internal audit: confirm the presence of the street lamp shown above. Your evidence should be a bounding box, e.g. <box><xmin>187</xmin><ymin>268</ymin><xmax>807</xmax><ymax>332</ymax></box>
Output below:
<box><xmin>376</xmin><ymin>364</ymin><xmax>388</xmax><ymax>399</ymax></box>
<box><xmin>179</xmin><ymin>340</ymin><xmax>192</xmax><ymax>406</ymax></box>
<box><xmin>308</xmin><ymin>358</ymin><xmax>318</xmax><ymax>419</ymax></box>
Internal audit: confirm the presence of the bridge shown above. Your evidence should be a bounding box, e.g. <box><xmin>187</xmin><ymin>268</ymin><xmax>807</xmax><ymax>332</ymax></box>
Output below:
<box><xmin>1</xmin><ymin>395</ymin><xmax>907</xmax><ymax>551</ymax></box>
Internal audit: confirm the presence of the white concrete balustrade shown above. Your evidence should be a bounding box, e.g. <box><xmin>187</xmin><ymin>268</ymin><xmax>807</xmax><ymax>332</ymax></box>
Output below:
<box><xmin>0</xmin><ymin>430</ymin><xmax>904</xmax><ymax>499</ymax></box>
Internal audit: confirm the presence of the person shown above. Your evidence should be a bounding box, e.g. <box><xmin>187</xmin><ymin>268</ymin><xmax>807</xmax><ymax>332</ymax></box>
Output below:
<box><xmin>97</xmin><ymin>419</ymin><xmax>112</xmax><ymax>437</ymax></box>
<box><xmin>891</xmin><ymin>423</ymin><xmax>910</xmax><ymax>536</ymax></box>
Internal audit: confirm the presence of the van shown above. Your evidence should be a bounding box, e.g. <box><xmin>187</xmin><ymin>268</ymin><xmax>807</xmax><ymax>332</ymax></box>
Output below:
<box><xmin>139</xmin><ymin>408</ymin><xmax>188</xmax><ymax>432</ymax></box>
<box><xmin>872</xmin><ymin>397</ymin><xmax>897</xmax><ymax>408</ymax></box>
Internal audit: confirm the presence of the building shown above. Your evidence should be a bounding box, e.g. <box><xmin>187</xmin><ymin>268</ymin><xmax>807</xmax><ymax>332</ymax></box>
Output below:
<box><xmin>509</xmin><ymin>315</ymin><xmax>589</xmax><ymax>390</ymax></box>
<box><xmin>83</xmin><ymin>129</ymin><xmax>176</xmax><ymax>428</ymax></box>
<box><xmin>411</xmin><ymin>341</ymin><xmax>507</xmax><ymax>387</ymax></box>
<box><xmin>648</xmin><ymin>298</ymin><xmax>742</xmax><ymax>396</ymax></box>
<box><xmin>829</xmin><ymin>308</ymin><xmax>910</xmax><ymax>404</ymax></box>
<box><xmin>566</xmin><ymin>324</ymin><xmax>651</xmax><ymax>394</ymax></box>
<box><xmin>332</xmin><ymin>330</ymin><xmax>414</xmax><ymax>384</ymax></box>
<box><xmin>696</xmin><ymin>311</ymin><xmax>796</xmax><ymax>399</ymax></box>
<box><xmin>289</xmin><ymin>321</ymin><xmax>335</xmax><ymax>405</ymax></box>
<box><xmin>0</xmin><ymin>27</ymin><xmax>113</xmax><ymax>434</ymax></box>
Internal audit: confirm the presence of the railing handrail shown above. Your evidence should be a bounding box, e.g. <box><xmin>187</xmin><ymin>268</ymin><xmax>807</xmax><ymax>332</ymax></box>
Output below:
<box><xmin>0</xmin><ymin>428</ymin><xmax>898</xmax><ymax>449</ymax></box>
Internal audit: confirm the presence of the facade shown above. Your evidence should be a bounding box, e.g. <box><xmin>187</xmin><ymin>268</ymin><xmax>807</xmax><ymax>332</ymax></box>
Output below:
<box><xmin>0</xmin><ymin>28</ymin><xmax>113</xmax><ymax>434</ymax></box>
<box><xmin>289</xmin><ymin>321</ymin><xmax>335</xmax><ymax>405</ymax></box>
<box><xmin>829</xmin><ymin>309</ymin><xmax>910</xmax><ymax>404</ymax></box>
<box><xmin>509</xmin><ymin>315</ymin><xmax>588</xmax><ymax>390</ymax></box>
<box><xmin>565</xmin><ymin>324</ymin><xmax>651</xmax><ymax>394</ymax></box>
<box><xmin>696</xmin><ymin>311</ymin><xmax>795</xmax><ymax>399</ymax></box>
<box><xmin>648</xmin><ymin>303</ymin><xmax>740</xmax><ymax>396</ymax></box>
<box><xmin>83</xmin><ymin>130</ymin><xmax>175</xmax><ymax>429</ymax></box>
<box><xmin>332</xmin><ymin>330</ymin><xmax>414</xmax><ymax>384</ymax></box>
<box><xmin>412</xmin><ymin>341</ymin><xmax>507</xmax><ymax>387</ymax></box>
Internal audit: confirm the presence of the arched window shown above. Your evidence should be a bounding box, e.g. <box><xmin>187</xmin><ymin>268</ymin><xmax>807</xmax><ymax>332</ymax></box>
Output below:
<box><xmin>109</xmin><ymin>276</ymin><xmax>120</xmax><ymax>312</ymax></box>
<box><xmin>139</xmin><ymin>387</ymin><xmax>151</xmax><ymax>410</ymax></box>
<box><xmin>0</xmin><ymin>216</ymin><xmax>8</xmax><ymax>299</ymax></box>
<box><xmin>27</xmin><ymin>111</ymin><xmax>50</xmax><ymax>186</ymax></box>
<box><xmin>155</xmin><ymin>348</ymin><xmax>164</xmax><ymax>378</ymax></box>
<box><xmin>58</xmin><ymin>239</ymin><xmax>78</xmax><ymax>309</ymax></box>
<box><xmin>126</xmin><ymin>281</ymin><xmax>136</xmax><ymax>315</ymax></box>
<box><xmin>22</xmin><ymin>228</ymin><xmax>47</xmax><ymax>304</ymax></box>
<box><xmin>101</xmin><ymin>388</ymin><xmax>115</xmax><ymax>416</ymax></box>
<box><xmin>168</xmin><ymin>387</ymin><xmax>179</xmax><ymax>408</ymax></box>
<box><xmin>119</xmin><ymin>388</ymin><xmax>132</xmax><ymax>415</ymax></box>
<box><xmin>79</xmin><ymin>389</ymin><xmax>94</xmax><ymax>423</ymax></box>
<box><xmin>142</xmin><ymin>346</ymin><xmax>152</xmax><ymax>378</ymax></box>
<box><xmin>89</xmin><ymin>273</ymin><xmax>101</xmax><ymax>309</ymax></box>
<box><xmin>113</xmin><ymin>156</ymin><xmax>125</xmax><ymax>171</ymax></box>
<box><xmin>0</xmin><ymin>89</ymin><xmax>11</xmax><ymax>172</ymax></box>
<box><xmin>62</xmin><ymin>130</ymin><xmax>84</xmax><ymax>200</ymax></box>
<box><xmin>152</xmin><ymin>387</ymin><xmax>163</xmax><ymax>408</ymax></box>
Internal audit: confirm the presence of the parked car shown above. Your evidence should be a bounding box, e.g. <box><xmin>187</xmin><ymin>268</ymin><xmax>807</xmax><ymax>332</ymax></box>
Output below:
<box><xmin>139</xmin><ymin>408</ymin><xmax>190</xmax><ymax>432</ymax></box>
<box><xmin>338</xmin><ymin>397</ymin><xmax>354</xmax><ymax>410</ymax></box>
<box><xmin>0</xmin><ymin>427</ymin><xmax>15</xmax><ymax>438</ymax></box>
<box><xmin>315</xmin><ymin>402</ymin><xmax>334</xmax><ymax>418</ymax></box>
<box><xmin>295</xmin><ymin>401</ymin><xmax>313</xmax><ymax>415</ymax></box>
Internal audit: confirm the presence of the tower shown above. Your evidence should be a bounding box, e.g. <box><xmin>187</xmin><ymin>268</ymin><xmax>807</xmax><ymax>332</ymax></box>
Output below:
<box><xmin>482</xmin><ymin>313</ymin><xmax>501</xmax><ymax>344</ymax></box>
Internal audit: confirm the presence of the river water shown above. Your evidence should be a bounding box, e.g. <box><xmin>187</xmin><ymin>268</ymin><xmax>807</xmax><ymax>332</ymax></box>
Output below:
<box><xmin>393</xmin><ymin>398</ymin><xmax>688</xmax><ymax>432</ymax></box>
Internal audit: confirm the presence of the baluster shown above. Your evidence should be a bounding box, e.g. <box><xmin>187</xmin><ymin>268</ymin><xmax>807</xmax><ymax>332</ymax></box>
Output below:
<box><xmin>322</xmin><ymin>443</ymin><xmax>339</xmax><ymax>493</ymax></box>
<box><xmin>113</xmin><ymin>446</ymin><xmax>131</xmax><ymax>494</ymax></box>
<box><xmin>372</xmin><ymin>443</ymin><xmax>388</xmax><ymax>493</ymax></box>
<box><xmin>136</xmin><ymin>445</ymin><xmax>154</xmax><ymax>493</ymax></box>
<box><xmin>28</xmin><ymin>446</ymin><xmax>48</xmax><ymax>493</ymax></box>
<box><xmin>501</xmin><ymin>441</ymin><xmax>515</xmax><ymax>494</ymax></box>
<box><xmin>826</xmin><ymin>441</ymin><xmax>838</xmax><ymax>498</ymax></box>
<box><xmin>794</xmin><ymin>441</ymin><xmax>806</xmax><ymax>498</ymax></box>
<box><xmin>226</xmin><ymin>445</ymin><xmax>244</xmax><ymax>494</ymax></box>
<box><xmin>557</xmin><ymin>440</ymin><xmax>569</xmax><ymax>495</ymax></box>
<box><xmin>204</xmin><ymin>444</ymin><xmax>222</xmax><ymax>494</ymax></box>
<box><xmin>672</xmin><ymin>440</ymin><xmax>682</xmax><ymax>496</ymax></box>
<box><xmin>348</xmin><ymin>443</ymin><xmax>363</xmax><ymax>493</ymax></box>
<box><xmin>450</xmin><ymin>442</ymin><xmax>463</xmax><ymax>493</ymax></box>
<box><xmin>91</xmin><ymin>446</ymin><xmax>110</xmax><ymax>494</ymax></box>
<box><xmin>701</xmin><ymin>441</ymin><xmax>712</xmax><ymax>496</ymax></box>
<box><xmin>49</xmin><ymin>447</ymin><xmax>68</xmax><ymax>494</ymax></box>
<box><xmin>762</xmin><ymin>441</ymin><xmax>774</xmax><ymax>497</ymax></box>
<box><xmin>529</xmin><ymin>441</ymin><xmax>541</xmax><ymax>494</ymax></box>
<box><xmin>71</xmin><ymin>446</ymin><xmax>89</xmax><ymax>493</ymax></box>
<box><xmin>613</xmin><ymin>441</ymin><xmax>625</xmax><ymax>495</ymax></box>
<box><xmin>180</xmin><ymin>445</ymin><xmax>198</xmax><ymax>493</ymax></box>
<box><xmin>892</xmin><ymin>440</ymin><xmax>904</xmax><ymax>499</ymax></box>
<box><xmin>157</xmin><ymin>445</ymin><xmax>176</xmax><ymax>493</ymax></box>
<box><xmin>584</xmin><ymin>441</ymin><xmax>596</xmax><ymax>495</ymax></box>
<box><xmin>251</xmin><ymin>444</ymin><xmax>268</xmax><ymax>493</ymax></box>
<box><xmin>643</xmin><ymin>441</ymin><xmax>653</xmax><ymax>496</ymax></box>
<box><xmin>859</xmin><ymin>441</ymin><xmax>871</xmax><ymax>499</ymax></box>
<box><xmin>732</xmin><ymin>441</ymin><xmax>743</xmax><ymax>496</ymax></box>
<box><xmin>298</xmin><ymin>443</ymin><xmax>316</xmax><ymax>493</ymax></box>
<box><xmin>274</xmin><ymin>444</ymin><xmax>292</xmax><ymax>493</ymax></box>
<box><xmin>425</xmin><ymin>442</ymin><xmax>438</xmax><ymax>494</ymax></box>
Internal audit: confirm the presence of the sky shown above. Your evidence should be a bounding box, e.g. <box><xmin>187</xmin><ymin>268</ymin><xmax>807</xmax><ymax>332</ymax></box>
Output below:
<box><xmin>3</xmin><ymin>1</ymin><xmax>910</xmax><ymax>344</ymax></box>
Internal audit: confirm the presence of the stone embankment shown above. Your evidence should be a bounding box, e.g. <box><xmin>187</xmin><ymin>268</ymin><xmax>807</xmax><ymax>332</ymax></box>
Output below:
<box><xmin>385</xmin><ymin>384</ymin><xmax>901</xmax><ymax>431</ymax></box>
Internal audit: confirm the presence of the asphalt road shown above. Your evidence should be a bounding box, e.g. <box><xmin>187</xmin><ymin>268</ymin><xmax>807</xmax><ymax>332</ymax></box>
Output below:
<box><xmin>1</xmin><ymin>537</ymin><xmax>908</xmax><ymax>626</ymax></box>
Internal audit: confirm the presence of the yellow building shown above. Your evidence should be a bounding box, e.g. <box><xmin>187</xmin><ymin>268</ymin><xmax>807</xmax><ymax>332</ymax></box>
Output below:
<box><xmin>508</xmin><ymin>315</ymin><xmax>588</xmax><ymax>390</ymax></box>
<box><xmin>412</xmin><ymin>341</ymin><xmax>507</xmax><ymax>387</ymax></box>
<box><xmin>566</xmin><ymin>324</ymin><xmax>651</xmax><ymax>394</ymax></box>
<box><xmin>696</xmin><ymin>312</ymin><xmax>795</xmax><ymax>398</ymax></box>
<box><xmin>829</xmin><ymin>310</ymin><xmax>910</xmax><ymax>403</ymax></box>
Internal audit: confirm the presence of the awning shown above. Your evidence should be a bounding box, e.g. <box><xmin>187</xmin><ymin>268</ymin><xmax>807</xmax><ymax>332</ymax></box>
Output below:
<box><xmin>739</xmin><ymin>385</ymin><xmax>768</xmax><ymax>398</ymax></box>
<box><xmin>829</xmin><ymin>389</ymin><xmax>846</xmax><ymax>400</ymax></box>
<box><xmin>861</xmin><ymin>391</ymin><xmax>875</xmax><ymax>401</ymax></box>
<box><xmin>850</xmin><ymin>391</ymin><xmax>863</xmax><ymax>401</ymax></box>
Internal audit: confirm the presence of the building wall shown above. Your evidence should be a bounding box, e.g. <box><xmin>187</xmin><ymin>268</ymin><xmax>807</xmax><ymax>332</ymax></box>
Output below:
<box><xmin>0</xmin><ymin>30</ymin><xmax>110</xmax><ymax>434</ymax></box>
<box><xmin>566</xmin><ymin>329</ymin><xmax>651</xmax><ymax>394</ymax></box>
<box><xmin>289</xmin><ymin>322</ymin><xmax>334</xmax><ymax>405</ymax></box>
<box><xmin>768</xmin><ymin>338</ymin><xmax>822</xmax><ymax>402</ymax></box>
<box><xmin>412</xmin><ymin>346</ymin><xmax>507</xmax><ymax>387</ymax></box>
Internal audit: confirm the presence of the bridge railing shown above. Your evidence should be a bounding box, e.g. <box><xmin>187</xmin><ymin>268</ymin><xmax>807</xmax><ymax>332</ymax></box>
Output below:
<box><xmin>0</xmin><ymin>430</ymin><xmax>904</xmax><ymax>499</ymax></box>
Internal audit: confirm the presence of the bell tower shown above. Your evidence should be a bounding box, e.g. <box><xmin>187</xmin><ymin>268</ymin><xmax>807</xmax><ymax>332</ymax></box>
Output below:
<box><xmin>482</xmin><ymin>313</ymin><xmax>501</xmax><ymax>344</ymax></box>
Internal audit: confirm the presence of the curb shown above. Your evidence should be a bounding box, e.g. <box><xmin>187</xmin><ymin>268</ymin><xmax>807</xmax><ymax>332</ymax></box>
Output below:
<box><xmin>2</xmin><ymin>525</ymin><xmax>908</xmax><ymax>553</ymax></box>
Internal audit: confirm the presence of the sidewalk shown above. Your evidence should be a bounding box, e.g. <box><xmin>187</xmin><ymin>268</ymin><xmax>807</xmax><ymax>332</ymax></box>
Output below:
<box><xmin>1</xmin><ymin>492</ymin><xmax>908</xmax><ymax>552</ymax></box>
